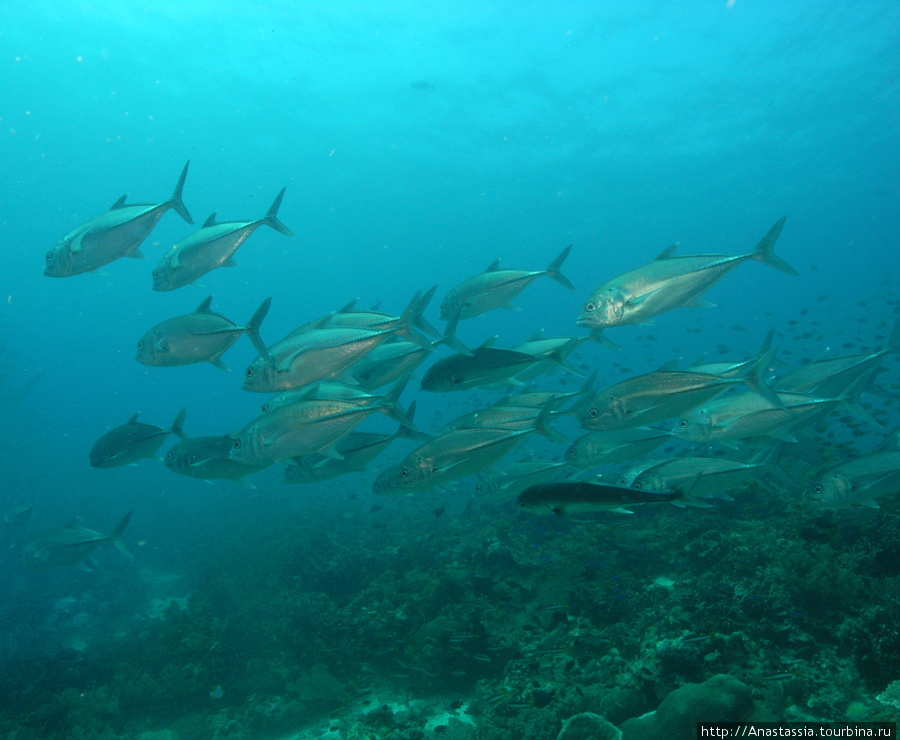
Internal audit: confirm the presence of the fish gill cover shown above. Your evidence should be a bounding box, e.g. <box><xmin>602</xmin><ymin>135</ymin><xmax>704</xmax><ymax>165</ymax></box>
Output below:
<box><xmin>1</xmin><ymin>1</ymin><xmax>899</xmax><ymax>738</ymax></box>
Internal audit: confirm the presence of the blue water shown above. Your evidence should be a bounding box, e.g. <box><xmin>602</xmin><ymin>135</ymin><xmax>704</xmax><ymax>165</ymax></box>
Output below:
<box><xmin>2</xmin><ymin>1</ymin><xmax>899</xmax><ymax>737</ymax></box>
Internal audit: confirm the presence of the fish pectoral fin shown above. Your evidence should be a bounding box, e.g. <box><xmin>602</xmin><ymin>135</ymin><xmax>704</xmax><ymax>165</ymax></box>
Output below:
<box><xmin>154</xmin><ymin>339</ymin><xmax>170</xmax><ymax>353</ymax></box>
<box><xmin>209</xmin><ymin>358</ymin><xmax>229</xmax><ymax>371</ymax></box>
<box><xmin>126</xmin><ymin>249</ymin><xmax>146</xmax><ymax>259</ymax></box>
<box><xmin>683</xmin><ymin>296</ymin><xmax>716</xmax><ymax>309</ymax></box>
<box><xmin>222</xmin><ymin>257</ymin><xmax>238</xmax><ymax>267</ymax></box>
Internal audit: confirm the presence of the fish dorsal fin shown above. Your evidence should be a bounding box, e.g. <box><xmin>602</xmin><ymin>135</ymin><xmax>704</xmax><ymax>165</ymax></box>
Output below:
<box><xmin>127</xmin><ymin>413</ymin><xmax>140</xmax><ymax>424</ymax></box>
<box><xmin>657</xmin><ymin>358</ymin><xmax>681</xmax><ymax>372</ymax></box>
<box><xmin>485</xmin><ymin>259</ymin><xmax>502</xmax><ymax>272</ymax></box>
<box><xmin>527</xmin><ymin>329</ymin><xmax>544</xmax><ymax>342</ymax></box>
<box><xmin>654</xmin><ymin>243</ymin><xmax>679</xmax><ymax>260</ymax></box>
<box><xmin>196</xmin><ymin>296</ymin><xmax>214</xmax><ymax>314</ymax></box>
<box><xmin>202</xmin><ymin>213</ymin><xmax>218</xmax><ymax>228</ymax></box>
<box><xmin>478</xmin><ymin>335</ymin><xmax>498</xmax><ymax>349</ymax></box>
<box><xmin>111</xmin><ymin>195</ymin><xmax>128</xmax><ymax>209</ymax></box>
<box><xmin>338</xmin><ymin>299</ymin><xmax>359</xmax><ymax>313</ymax></box>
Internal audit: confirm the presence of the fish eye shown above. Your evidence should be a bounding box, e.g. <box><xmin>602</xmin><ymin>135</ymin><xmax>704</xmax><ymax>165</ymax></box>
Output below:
<box><xmin>400</xmin><ymin>468</ymin><xmax>409</xmax><ymax>479</ymax></box>
<box><xmin>588</xmin><ymin>408</ymin><xmax>598</xmax><ymax>419</ymax></box>
<box><xmin>584</xmin><ymin>302</ymin><xmax>595</xmax><ymax>312</ymax></box>
<box><xmin>633</xmin><ymin>481</ymin><xmax>643</xmax><ymax>490</ymax></box>
<box><xmin>151</xmin><ymin>269</ymin><xmax>157</xmax><ymax>279</ymax></box>
<box><xmin>137</xmin><ymin>340</ymin><xmax>144</xmax><ymax>350</ymax></box>
<box><xmin>812</xmin><ymin>484</ymin><xmax>823</xmax><ymax>495</ymax></box>
<box><xmin>233</xmin><ymin>439</ymin><xmax>241</xmax><ymax>450</ymax></box>
<box><xmin>45</xmin><ymin>252</ymin><xmax>53</xmax><ymax>262</ymax></box>
<box><xmin>261</xmin><ymin>403</ymin><xmax>269</xmax><ymax>413</ymax></box>
<box><xmin>165</xmin><ymin>451</ymin><xmax>173</xmax><ymax>460</ymax></box>
<box><xmin>678</xmin><ymin>419</ymin><xmax>688</xmax><ymax>428</ymax></box>
<box><xmin>245</xmin><ymin>367</ymin><xmax>254</xmax><ymax>378</ymax></box>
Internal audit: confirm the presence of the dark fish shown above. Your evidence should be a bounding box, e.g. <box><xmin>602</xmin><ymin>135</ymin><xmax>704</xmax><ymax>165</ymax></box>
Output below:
<box><xmin>517</xmin><ymin>480</ymin><xmax>684</xmax><ymax>515</ymax></box>
<box><xmin>90</xmin><ymin>409</ymin><xmax>187</xmax><ymax>468</ymax></box>
<box><xmin>439</xmin><ymin>246</ymin><xmax>575</xmax><ymax>325</ymax></box>
<box><xmin>164</xmin><ymin>434</ymin><xmax>266</xmax><ymax>487</ymax></box>
<box><xmin>20</xmin><ymin>511</ymin><xmax>133</xmax><ymax>569</ymax></box>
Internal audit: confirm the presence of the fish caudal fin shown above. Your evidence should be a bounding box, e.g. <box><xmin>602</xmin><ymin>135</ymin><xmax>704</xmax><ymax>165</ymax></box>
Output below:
<box><xmin>751</xmin><ymin>217</ymin><xmax>798</xmax><ymax>276</ymax></box>
<box><xmin>394</xmin><ymin>290</ymin><xmax>434</xmax><ymax>350</ymax></box>
<box><xmin>263</xmin><ymin>187</ymin><xmax>294</xmax><ymax>237</ymax></box>
<box><xmin>413</xmin><ymin>285</ymin><xmax>443</xmax><ymax>338</ymax></box>
<box><xmin>245</xmin><ymin>297</ymin><xmax>274</xmax><ymax>366</ymax></box>
<box><xmin>170</xmin><ymin>408</ymin><xmax>188</xmax><ymax>440</ymax></box>
<box><xmin>110</xmin><ymin>510</ymin><xmax>135</xmax><ymax>560</ymax></box>
<box><xmin>442</xmin><ymin>311</ymin><xmax>472</xmax><ymax>355</ymax></box>
<box><xmin>545</xmin><ymin>245</ymin><xmax>576</xmax><ymax>290</ymax></box>
<box><xmin>170</xmin><ymin>160</ymin><xmax>194</xmax><ymax>224</ymax></box>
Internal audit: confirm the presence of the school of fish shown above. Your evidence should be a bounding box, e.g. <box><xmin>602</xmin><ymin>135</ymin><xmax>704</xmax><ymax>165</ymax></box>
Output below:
<box><xmin>20</xmin><ymin>162</ymin><xmax>900</xmax><ymax>566</ymax></box>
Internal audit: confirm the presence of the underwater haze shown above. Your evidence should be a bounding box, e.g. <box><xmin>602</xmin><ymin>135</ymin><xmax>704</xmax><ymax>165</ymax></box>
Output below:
<box><xmin>2</xmin><ymin>1</ymin><xmax>900</xmax><ymax>738</ymax></box>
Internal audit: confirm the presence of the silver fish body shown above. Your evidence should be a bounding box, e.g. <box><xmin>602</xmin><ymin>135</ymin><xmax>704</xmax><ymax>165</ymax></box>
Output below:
<box><xmin>152</xmin><ymin>188</ymin><xmax>292</xmax><ymax>291</ymax></box>
<box><xmin>439</xmin><ymin>245</ymin><xmax>574</xmax><ymax>323</ymax></box>
<box><xmin>44</xmin><ymin>162</ymin><xmax>193</xmax><ymax>277</ymax></box>
<box><xmin>136</xmin><ymin>296</ymin><xmax>271</xmax><ymax>369</ymax></box>
<box><xmin>577</xmin><ymin>218</ymin><xmax>795</xmax><ymax>329</ymax></box>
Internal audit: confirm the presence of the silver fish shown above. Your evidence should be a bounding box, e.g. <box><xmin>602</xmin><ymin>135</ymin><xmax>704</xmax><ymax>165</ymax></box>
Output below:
<box><xmin>243</xmin><ymin>293</ymin><xmax>423</xmax><ymax>393</ymax></box>
<box><xmin>807</xmin><ymin>451</ymin><xmax>900</xmax><ymax>504</ymax></box>
<box><xmin>577</xmin><ymin>218</ymin><xmax>796</xmax><ymax>329</ymax></box>
<box><xmin>630</xmin><ymin>456</ymin><xmax>767</xmax><ymax>499</ymax></box>
<box><xmin>439</xmin><ymin>246</ymin><xmax>575</xmax><ymax>325</ymax></box>
<box><xmin>20</xmin><ymin>511</ymin><xmax>133</xmax><ymax>569</ymax></box>
<box><xmin>808</xmin><ymin>469</ymin><xmax>900</xmax><ymax>509</ymax></box>
<box><xmin>580</xmin><ymin>365</ymin><xmax>769</xmax><ymax>432</ymax></box>
<box><xmin>136</xmin><ymin>296</ymin><xmax>271</xmax><ymax>370</ymax></box>
<box><xmin>774</xmin><ymin>316</ymin><xmax>900</xmax><ymax>398</ymax></box>
<box><xmin>44</xmin><ymin>162</ymin><xmax>193</xmax><ymax>277</ymax></box>
<box><xmin>90</xmin><ymin>409</ymin><xmax>186</xmax><ymax>468</ymax></box>
<box><xmin>230</xmin><ymin>381</ymin><xmax>407</xmax><ymax>468</ymax></box>
<box><xmin>565</xmin><ymin>427</ymin><xmax>671</xmax><ymax>468</ymax></box>
<box><xmin>164</xmin><ymin>435</ymin><xmax>266</xmax><ymax>487</ymax></box>
<box><xmin>152</xmin><ymin>188</ymin><xmax>293</xmax><ymax>291</ymax></box>
<box><xmin>377</xmin><ymin>405</ymin><xmax>553</xmax><ymax>492</ymax></box>
<box><xmin>284</xmin><ymin>411</ymin><xmax>420</xmax><ymax>484</ymax></box>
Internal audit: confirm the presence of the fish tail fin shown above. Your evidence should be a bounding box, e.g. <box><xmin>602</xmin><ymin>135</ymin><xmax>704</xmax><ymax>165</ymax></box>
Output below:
<box><xmin>837</xmin><ymin>375</ymin><xmax>881</xmax><ymax>427</ymax></box>
<box><xmin>244</xmin><ymin>297</ymin><xmax>274</xmax><ymax>365</ymax></box>
<box><xmin>110</xmin><ymin>510</ymin><xmax>134</xmax><ymax>560</ymax></box>
<box><xmin>442</xmin><ymin>310</ymin><xmax>472</xmax><ymax>355</ymax></box>
<box><xmin>263</xmin><ymin>187</ymin><xmax>294</xmax><ymax>237</ymax></box>
<box><xmin>751</xmin><ymin>217</ymin><xmax>798</xmax><ymax>276</ymax></box>
<box><xmin>169</xmin><ymin>160</ymin><xmax>194</xmax><ymax>224</ymax></box>
<box><xmin>547</xmin><ymin>339</ymin><xmax>584</xmax><ymax>377</ymax></box>
<box><xmin>394</xmin><ymin>400</ymin><xmax>431</xmax><ymax>441</ymax></box>
<box><xmin>170</xmin><ymin>408</ymin><xmax>188</xmax><ymax>440</ymax></box>
<box><xmin>378</xmin><ymin>375</ymin><xmax>419</xmax><ymax>433</ymax></box>
<box><xmin>393</xmin><ymin>291</ymin><xmax>434</xmax><ymax>350</ymax></box>
<box><xmin>544</xmin><ymin>245</ymin><xmax>576</xmax><ymax>290</ymax></box>
<box><xmin>740</xmin><ymin>346</ymin><xmax>784</xmax><ymax>408</ymax></box>
<box><xmin>532</xmin><ymin>400</ymin><xmax>569</xmax><ymax>445</ymax></box>
<box><xmin>413</xmin><ymin>285</ymin><xmax>443</xmax><ymax>338</ymax></box>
